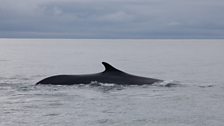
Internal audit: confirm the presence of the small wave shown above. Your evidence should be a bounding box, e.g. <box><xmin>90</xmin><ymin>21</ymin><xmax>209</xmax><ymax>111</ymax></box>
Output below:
<box><xmin>88</xmin><ymin>81</ymin><xmax>125</xmax><ymax>91</ymax></box>
<box><xmin>72</xmin><ymin>80</ymin><xmax>183</xmax><ymax>92</ymax></box>
<box><xmin>152</xmin><ymin>80</ymin><xmax>182</xmax><ymax>87</ymax></box>
<box><xmin>89</xmin><ymin>81</ymin><xmax>116</xmax><ymax>87</ymax></box>
<box><xmin>35</xmin><ymin>80</ymin><xmax>183</xmax><ymax>90</ymax></box>
<box><xmin>198</xmin><ymin>85</ymin><xmax>215</xmax><ymax>88</ymax></box>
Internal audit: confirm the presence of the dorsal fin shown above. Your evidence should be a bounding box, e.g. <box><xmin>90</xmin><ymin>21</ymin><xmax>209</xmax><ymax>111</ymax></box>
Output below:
<box><xmin>102</xmin><ymin>62</ymin><xmax>124</xmax><ymax>73</ymax></box>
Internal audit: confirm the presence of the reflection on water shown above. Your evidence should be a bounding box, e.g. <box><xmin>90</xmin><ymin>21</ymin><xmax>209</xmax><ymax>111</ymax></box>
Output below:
<box><xmin>1</xmin><ymin>77</ymin><xmax>223</xmax><ymax>126</ymax></box>
<box><xmin>0</xmin><ymin>39</ymin><xmax>224</xmax><ymax>126</ymax></box>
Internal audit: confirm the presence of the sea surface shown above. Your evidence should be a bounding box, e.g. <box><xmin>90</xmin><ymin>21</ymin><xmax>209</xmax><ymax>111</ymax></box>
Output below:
<box><xmin>0</xmin><ymin>39</ymin><xmax>224</xmax><ymax>126</ymax></box>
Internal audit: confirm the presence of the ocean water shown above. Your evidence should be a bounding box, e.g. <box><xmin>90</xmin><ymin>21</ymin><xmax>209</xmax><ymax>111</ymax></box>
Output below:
<box><xmin>0</xmin><ymin>39</ymin><xmax>224</xmax><ymax>126</ymax></box>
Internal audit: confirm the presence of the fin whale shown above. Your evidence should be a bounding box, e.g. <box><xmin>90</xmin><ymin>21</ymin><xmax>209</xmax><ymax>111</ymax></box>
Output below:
<box><xmin>36</xmin><ymin>62</ymin><xmax>163</xmax><ymax>85</ymax></box>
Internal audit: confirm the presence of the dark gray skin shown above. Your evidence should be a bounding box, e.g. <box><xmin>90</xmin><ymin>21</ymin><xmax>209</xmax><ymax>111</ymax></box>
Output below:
<box><xmin>36</xmin><ymin>62</ymin><xmax>163</xmax><ymax>85</ymax></box>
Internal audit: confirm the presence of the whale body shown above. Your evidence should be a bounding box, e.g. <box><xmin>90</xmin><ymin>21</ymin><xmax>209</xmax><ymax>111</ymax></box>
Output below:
<box><xmin>36</xmin><ymin>62</ymin><xmax>163</xmax><ymax>85</ymax></box>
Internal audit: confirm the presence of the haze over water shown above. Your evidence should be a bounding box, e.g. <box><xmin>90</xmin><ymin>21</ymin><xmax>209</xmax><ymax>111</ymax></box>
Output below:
<box><xmin>0</xmin><ymin>39</ymin><xmax>224</xmax><ymax>126</ymax></box>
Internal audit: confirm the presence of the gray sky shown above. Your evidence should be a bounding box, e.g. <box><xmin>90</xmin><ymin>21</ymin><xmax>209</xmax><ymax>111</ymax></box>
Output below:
<box><xmin>1</xmin><ymin>0</ymin><xmax>224</xmax><ymax>38</ymax></box>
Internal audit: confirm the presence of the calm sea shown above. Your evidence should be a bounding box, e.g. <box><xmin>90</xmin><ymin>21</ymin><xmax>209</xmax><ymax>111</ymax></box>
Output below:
<box><xmin>0</xmin><ymin>39</ymin><xmax>224</xmax><ymax>126</ymax></box>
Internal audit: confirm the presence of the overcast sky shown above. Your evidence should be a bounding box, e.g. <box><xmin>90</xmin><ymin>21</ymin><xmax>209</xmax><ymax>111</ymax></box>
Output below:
<box><xmin>0</xmin><ymin>0</ymin><xmax>224</xmax><ymax>38</ymax></box>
